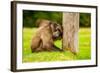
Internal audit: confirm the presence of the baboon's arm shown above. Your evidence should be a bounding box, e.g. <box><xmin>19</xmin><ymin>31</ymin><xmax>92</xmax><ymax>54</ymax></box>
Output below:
<box><xmin>52</xmin><ymin>45</ymin><xmax>63</xmax><ymax>51</ymax></box>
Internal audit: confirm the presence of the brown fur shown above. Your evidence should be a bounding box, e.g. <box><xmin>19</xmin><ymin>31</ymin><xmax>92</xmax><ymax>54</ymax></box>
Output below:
<box><xmin>31</xmin><ymin>19</ymin><xmax>63</xmax><ymax>52</ymax></box>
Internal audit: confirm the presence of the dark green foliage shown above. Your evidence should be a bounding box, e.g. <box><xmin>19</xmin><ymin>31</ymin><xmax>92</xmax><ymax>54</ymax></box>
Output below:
<box><xmin>23</xmin><ymin>10</ymin><xmax>62</xmax><ymax>27</ymax></box>
<box><xmin>23</xmin><ymin>10</ymin><xmax>91</xmax><ymax>27</ymax></box>
<box><xmin>80</xmin><ymin>13</ymin><xmax>91</xmax><ymax>27</ymax></box>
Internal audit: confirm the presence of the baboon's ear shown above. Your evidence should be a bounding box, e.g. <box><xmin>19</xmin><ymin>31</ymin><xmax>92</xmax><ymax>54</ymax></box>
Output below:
<box><xmin>49</xmin><ymin>22</ymin><xmax>58</xmax><ymax>28</ymax></box>
<box><xmin>49</xmin><ymin>21</ymin><xmax>54</xmax><ymax>26</ymax></box>
<box><xmin>49</xmin><ymin>22</ymin><xmax>55</xmax><ymax>33</ymax></box>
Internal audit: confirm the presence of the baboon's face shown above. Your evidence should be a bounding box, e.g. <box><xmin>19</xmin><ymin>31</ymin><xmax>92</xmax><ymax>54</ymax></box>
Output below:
<box><xmin>50</xmin><ymin>22</ymin><xmax>63</xmax><ymax>40</ymax></box>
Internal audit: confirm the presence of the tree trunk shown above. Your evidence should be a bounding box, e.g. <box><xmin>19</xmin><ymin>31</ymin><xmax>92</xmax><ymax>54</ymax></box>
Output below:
<box><xmin>63</xmin><ymin>12</ymin><xmax>79</xmax><ymax>54</ymax></box>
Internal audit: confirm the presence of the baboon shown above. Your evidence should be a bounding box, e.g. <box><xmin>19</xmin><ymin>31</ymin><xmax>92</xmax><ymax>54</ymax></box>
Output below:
<box><xmin>31</xmin><ymin>19</ymin><xmax>63</xmax><ymax>52</ymax></box>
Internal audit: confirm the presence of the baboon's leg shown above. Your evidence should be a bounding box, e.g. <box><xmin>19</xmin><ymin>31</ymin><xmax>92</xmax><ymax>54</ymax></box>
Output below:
<box><xmin>41</xmin><ymin>31</ymin><xmax>62</xmax><ymax>51</ymax></box>
<box><xmin>42</xmin><ymin>44</ymin><xmax>53</xmax><ymax>51</ymax></box>
<box><xmin>31</xmin><ymin>39</ymin><xmax>42</xmax><ymax>52</ymax></box>
<box><xmin>41</xmin><ymin>38</ymin><xmax>63</xmax><ymax>51</ymax></box>
<box><xmin>43</xmin><ymin>44</ymin><xmax>63</xmax><ymax>51</ymax></box>
<box><xmin>35</xmin><ymin>41</ymin><xmax>43</xmax><ymax>52</ymax></box>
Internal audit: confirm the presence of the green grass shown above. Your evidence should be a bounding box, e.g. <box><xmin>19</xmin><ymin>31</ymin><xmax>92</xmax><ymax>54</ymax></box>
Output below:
<box><xmin>22</xmin><ymin>28</ymin><xmax>91</xmax><ymax>62</ymax></box>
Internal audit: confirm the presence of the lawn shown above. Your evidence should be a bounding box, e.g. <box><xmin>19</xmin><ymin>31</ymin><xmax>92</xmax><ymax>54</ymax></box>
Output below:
<box><xmin>22</xmin><ymin>28</ymin><xmax>91</xmax><ymax>63</ymax></box>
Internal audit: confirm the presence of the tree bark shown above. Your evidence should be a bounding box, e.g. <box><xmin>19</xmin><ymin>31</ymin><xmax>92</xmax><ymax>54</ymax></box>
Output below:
<box><xmin>63</xmin><ymin>12</ymin><xmax>79</xmax><ymax>54</ymax></box>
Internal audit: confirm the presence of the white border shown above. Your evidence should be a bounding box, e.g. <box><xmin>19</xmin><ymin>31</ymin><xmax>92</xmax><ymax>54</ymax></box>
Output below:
<box><xmin>16</xmin><ymin>3</ymin><xmax>96</xmax><ymax>69</ymax></box>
